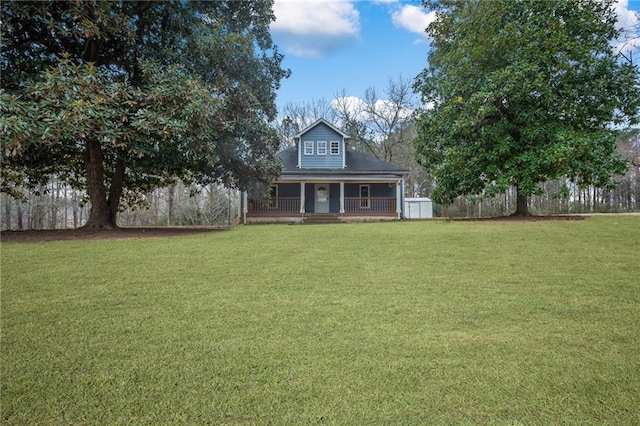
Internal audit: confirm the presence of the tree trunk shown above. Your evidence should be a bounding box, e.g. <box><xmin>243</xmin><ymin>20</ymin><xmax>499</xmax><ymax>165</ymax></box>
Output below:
<box><xmin>4</xmin><ymin>194</ymin><xmax>11</xmax><ymax>230</ymax></box>
<box><xmin>106</xmin><ymin>147</ymin><xmax>127</xmax><ymax>226</ymax></box>
<box><xmin>72</xmin><ymin>188</ymin><xmax>79</xmax><ymax>228</ymax></box>
<box><xmin>167</xmin><ymin>184</ymin><xmax>176</xmax><ymax>226</ymax></box>
<box><xmin>51</xmin><ymin>177</ymin><xmax>60</xmax><ymax>228</ymax></box>
<box><xmin>83</xmin><ymin>138</ymin><xmax>117</xmax><ymax>229</ymax></box>
<box><xmin>512</xmin><ymin>186</ymin><xmax>530</xmax><ymax>216</ymax></box>
<box><xmin>16</xmin><ymin>197</ymin><xmax>23</xmax><ymax>230</ymax></box>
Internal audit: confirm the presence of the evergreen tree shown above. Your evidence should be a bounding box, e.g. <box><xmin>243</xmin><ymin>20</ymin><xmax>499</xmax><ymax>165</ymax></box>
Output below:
<box><xmin>1</xmin><ymin>1</ymin><xmax>289</xmax><ymax>228</ymax></box>
<box><xmin>414</xmin><ymin>0</ymin><xmax>639</xmax><ymax>215</ymax></box>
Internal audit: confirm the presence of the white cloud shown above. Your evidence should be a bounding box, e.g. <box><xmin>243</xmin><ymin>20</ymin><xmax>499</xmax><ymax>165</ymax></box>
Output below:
<box><xmin>331</xmin><ymin>96</ymin><xmax>368</xmax><ymax>121</ymax></box>
<box><xmin>271</xmin><ymin>0</ymin><xmax>360</xmax><ymax>57</ymax></box>
<box><xmin>390</xmin><ymin>1</ymin><xmax>639</xmax><ymax>52</ymax></box>
<box><xmin>612</xmin><ymin>0</ymin><xmax>640</xmax><ymax>53</ymax></box>
<box><xmin>391</xmin><ymin>4</ymin><xmax>437</xmax><ymax>42</ymax></box>
<box><xmin>330</xmin><ymin>96</ymin><xmax>414</xmax><ymax>123</ymax></box>
<box><xmin>613</xmin><ymin>0</ymin><xmax>638</xmax><ymax>29</ymax></box>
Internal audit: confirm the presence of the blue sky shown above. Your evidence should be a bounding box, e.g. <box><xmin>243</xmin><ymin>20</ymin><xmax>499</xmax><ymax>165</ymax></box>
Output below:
<box><xmin>270</xmin><ymin>0</ymin><xmax>640</xmax><ymax>112</ymax></box>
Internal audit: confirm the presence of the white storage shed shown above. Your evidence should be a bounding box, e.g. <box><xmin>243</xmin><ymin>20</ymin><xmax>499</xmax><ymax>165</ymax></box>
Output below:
<box><xmin>404</xmin><ymin>197</ymin><xmax>433</xmax><ymax>219</ymax></box>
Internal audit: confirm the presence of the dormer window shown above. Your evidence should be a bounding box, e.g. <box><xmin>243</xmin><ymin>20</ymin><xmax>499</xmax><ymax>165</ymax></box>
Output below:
<box><xmin>304</xmin><ymin>141</ymin><xmax>313</xmax><ymax>155</ymax></box>
<box><xmin>317</xmin><ymin>141</ymin><xmax>327</xmax><ymax>155</ymax></box>
<box><xmin>330</xmin><ymin>141</ymin><xmax>340</xmax><ymax>155</ymax></box>
<box><xmin>294</xmin><ymin>119</ymin><xmax>348</xmax><ymax>169</ymax></box>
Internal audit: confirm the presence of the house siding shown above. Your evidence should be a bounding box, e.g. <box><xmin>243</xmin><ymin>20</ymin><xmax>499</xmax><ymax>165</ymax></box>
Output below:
<box><xmin>299</xmin><ymin>122</ymin><xmax>344</xmax><ymax>169</ymax></box>
<box><xmin>329</xmin><ymin>183</ymin><xmax>340</xmax><ymax>213</ymax></box>
<box><xmin>277</xmin><ymin>183</ymin><xmax>299</xmax><ymax>198</ymax></box>
<box><xmin>303</xmin><ymin>183</ymin><xmax>340</xmax><ymax>213</ymax></box>
<box><xmin>344</xmin><ymin>183</ymin><xmax>395</xmax><ymax>198</ymax></box>
<box><xmin>305</xmin><ymin>183</ymin><xmax>314</xmax><ymax>212</ymax></box>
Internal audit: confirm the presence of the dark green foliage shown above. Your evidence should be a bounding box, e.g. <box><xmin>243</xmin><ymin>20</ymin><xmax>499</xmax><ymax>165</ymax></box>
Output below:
<box><xmin>414</xmin><ymin>0</ymin><xmax>640</xmax><ymax>215</ymax></box>
<box><xmin>1</xmin><ymin>1</ymin><xmax>289</xmax><ymax>227</ymax></box>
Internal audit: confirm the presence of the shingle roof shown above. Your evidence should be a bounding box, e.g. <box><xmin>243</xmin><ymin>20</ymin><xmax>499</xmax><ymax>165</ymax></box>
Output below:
<box><xmin>293</xmin><ymin>118</ymin><xmax>350</xmax><ymax>139</ymax></box>
<box><xmin>277</xmin><ymin>147</ymin><xmax>409</xmax><ymax>175</ymax></box>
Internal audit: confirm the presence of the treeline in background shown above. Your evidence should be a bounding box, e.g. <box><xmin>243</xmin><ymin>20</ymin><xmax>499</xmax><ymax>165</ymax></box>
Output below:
<box><xmin>2</xmin><ymin>127</ymin><xmax>637</xmax><ymax>230</ymax></box>
<box><xmin>1</xmin><ymin>182</ymin><xmax>237</xmax><ymax>230</ymax></box>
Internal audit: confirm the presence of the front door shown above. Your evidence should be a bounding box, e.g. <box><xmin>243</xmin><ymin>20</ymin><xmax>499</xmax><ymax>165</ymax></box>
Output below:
<box><xmin>314</xmin><ymin>184</ymin><xmax>330</xmax><ymax>213</ymax></box>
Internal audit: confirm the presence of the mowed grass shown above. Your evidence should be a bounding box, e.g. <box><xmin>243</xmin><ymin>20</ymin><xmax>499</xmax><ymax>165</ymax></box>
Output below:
<box><xmin>1</xmin><ymin>217</ymin><xmax>639</xmax><ymax>425</ymax></box>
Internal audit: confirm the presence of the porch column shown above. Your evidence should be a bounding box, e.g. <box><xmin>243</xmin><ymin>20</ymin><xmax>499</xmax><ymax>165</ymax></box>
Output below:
<box><xmin>300</xmin><ymin>182</ymin><xmax>306</xmax><ymax>214</ymax></box>
<box><xmin>242</xmin><ymin>191</ymin><xmax>248</xmax><ymax>224</ymax></box>
<box><xmin>396</xmin><ymin>180</ymin><xmax>402</xmax><ymax>220</ymax></box>
<box><xmin>339</xmin><ymin>181</ymin><xmax>345</xmax><ymax>214</ymax></box>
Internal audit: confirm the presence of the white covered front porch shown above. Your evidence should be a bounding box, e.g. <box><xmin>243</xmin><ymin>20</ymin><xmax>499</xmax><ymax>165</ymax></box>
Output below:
<box><xmin>242</xmin><ymin>178</ymin><xmax>404</xmax><ymax>224</ymax></box>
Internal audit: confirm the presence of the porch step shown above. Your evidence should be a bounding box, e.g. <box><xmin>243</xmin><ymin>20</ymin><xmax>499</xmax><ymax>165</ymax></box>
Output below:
<box><xmin>303</xmin><ymin>214</ymin><xmax>342</xmax><ymax>224</ymax></box>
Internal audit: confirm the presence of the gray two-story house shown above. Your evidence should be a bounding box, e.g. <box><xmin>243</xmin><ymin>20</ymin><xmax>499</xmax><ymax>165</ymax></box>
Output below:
<box><xmin>240</xmin><ymin>119</ymin><xmax>409</xmax><ymax>223</ymax></box>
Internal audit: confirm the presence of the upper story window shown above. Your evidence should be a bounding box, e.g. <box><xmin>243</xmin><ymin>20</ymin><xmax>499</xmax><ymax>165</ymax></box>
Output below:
<box><xmin>304</xmin><ymin>141</ymin><xmax>313</xmax><ymax>155</ymax></box>
<box><xmin>330</xmin><ymin>141</ymin><xmax>340</xmax><ymax>155</ymax></box>
<box><xmin>317</xmin><ymin>141</ymin><xmax>327</xmax><ymax>155</ymax></box>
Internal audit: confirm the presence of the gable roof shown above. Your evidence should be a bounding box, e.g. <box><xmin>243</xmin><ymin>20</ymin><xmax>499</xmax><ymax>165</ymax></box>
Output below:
<box><xmin>277</xmin><ymin>147</ymin><xmax>409</xmax><ymax>175</ymax></box>
<box><xmin>294</xmin><ymin>118</ymin><xmax>350</xmax><ymax>139</ymax></box>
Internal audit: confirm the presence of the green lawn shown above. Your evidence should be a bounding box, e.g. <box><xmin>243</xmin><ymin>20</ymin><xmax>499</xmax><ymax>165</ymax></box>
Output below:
<box><xmin>2</xmin><ymin>217</ymin><xmax>639</xmax><ymax>425</ymax></box>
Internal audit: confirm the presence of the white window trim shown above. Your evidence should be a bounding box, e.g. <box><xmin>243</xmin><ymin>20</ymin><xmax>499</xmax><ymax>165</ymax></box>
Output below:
<box><xmin>304</xmin><ymin>140</ymin><xmax>313</xmax><ymax>155</ymax></box>
<box><xmin>317</xmin><ymin>141</ymin><xmax>327</xmax><ymax>155</ymax></box>
<box><xmin>359</xmin><ymin>184</ymin><xmax>370</xmax><ymax>209</ymax></box>
<box><xmin>330</xmin><ymin>141</ymin><xmax>340</xmax><ymax>155</ymax></box>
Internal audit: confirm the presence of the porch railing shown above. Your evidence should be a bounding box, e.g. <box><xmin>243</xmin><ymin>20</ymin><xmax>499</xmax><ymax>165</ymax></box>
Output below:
<box><xmin>248</xmin><ymin>197</ymin><xmax>397</xmax><ymax>214</ymax></box>
<box><xmin>249</xmin><ymin>197</ymin><xmax>300</xmax><ymax>213</ymax></box>
<box><xmin>344</xmin><ymin>197</ymin><xmax>396</xmax><ymax>213</ymax></box>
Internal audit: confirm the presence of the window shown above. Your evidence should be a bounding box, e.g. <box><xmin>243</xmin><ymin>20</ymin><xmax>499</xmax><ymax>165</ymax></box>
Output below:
<box><xmin>359</xmin><ymin>185</ymin><xmax>370</xmax><ymax>208</ymax></box>
<box><xmin>304</xmin><ymin>141</ymin><xmax>313</xmax><ymax>155</ymax></box>
<box><xmin>268</xmin><ymin>185</ymin><xmax>278</xmax><ymax>209</ymax></box>
<box><xmin>330</xmin><ymin>141</ymin><xmax>340</xmax><ymax>155</ymax></box>
<box><xmin>317</xmin><ymin>141</ymin><xmax>327</xmax><ymax>155</ymax></box>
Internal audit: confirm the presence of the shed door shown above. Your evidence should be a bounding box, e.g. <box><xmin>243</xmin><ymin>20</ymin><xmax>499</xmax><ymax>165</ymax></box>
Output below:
<box><xmin>314</xmin><ymin>184</ymin><xmax>330</xmax><ymax>213</ymax></box>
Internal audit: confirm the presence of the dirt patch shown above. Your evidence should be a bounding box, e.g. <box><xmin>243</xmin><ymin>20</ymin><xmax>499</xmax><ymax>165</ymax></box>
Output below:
<box><xmin>1</xmin><ymin>227</ymin><xmax>228</xmax><ymax>243</ymax></box>
<box><xmin>420</xmin><ymin>215</ymin><xmax>587</xmax><ymax>223</ymax></box>
<box><xmin>472</xmin><ymin>214</ymin><xmax>587</xmax><ymax>222</ymax></box>
<box><xmin>3</xmin><ymin>214</ymin><xmax>624</xmax><ymax>242</ymax></box>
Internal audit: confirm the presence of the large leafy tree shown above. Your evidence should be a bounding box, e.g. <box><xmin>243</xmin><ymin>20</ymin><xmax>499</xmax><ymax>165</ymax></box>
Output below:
<box><xmin>1</xmin><ymin>1</ymin><xmax>289</xmax><ymax>228</ymax></box>
<box><xmin>414</xmin><ymin>0</ymin><xmax>640</xmax><ymax>215</ymax></box>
